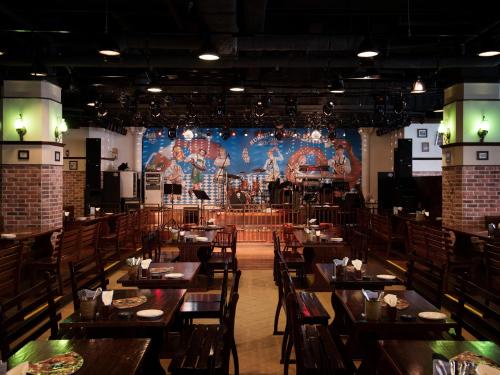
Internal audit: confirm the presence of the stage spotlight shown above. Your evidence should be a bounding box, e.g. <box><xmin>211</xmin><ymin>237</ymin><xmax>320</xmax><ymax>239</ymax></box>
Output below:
<box><xmin>323</xmin><ymin>100</ymin><xmax>335</xmax><ymax>116</ymax></box>
<box><xmin>254</xmin><ymin>100</ymin><xmax>265</xmax><ymax>117</ymax></box>
<box><xmin>167</xmin><ymin>127</ymin><xmax>176</xmax><ymax>139</ymax></box>
<box><xmin>275</xmin><ymin>128</ymin><xmax>284</xmax><ymax>140</ymax></box>
<box><xmin>150</xmin><ymin>100</ymin><xmax>161</xmax><ymax>118</ymax></box>
<box><xmin>221</xmin><ymin>128</ymin><xmax>231</xmax><ymax>140</ymax></box>
<box><xmin>285</xmin><ymin>97</ymin><xmax>297</xmax><ymax>117</ymax></box>
<box><xmin>328</xmin><ymin>128</ymin><xmax>336</xmax><ymax>141</ymax></box>
<box><xmin>95</xmin><ymin>100</ymin><xmax>108</xmax><ymax>118</ymax></box>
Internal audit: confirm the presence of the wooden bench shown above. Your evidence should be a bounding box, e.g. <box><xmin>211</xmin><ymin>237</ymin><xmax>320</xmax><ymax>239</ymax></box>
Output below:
<box><xmin>406</xmin><ymin>254</ymin><xmax>445</xmax><ymax>309</ymax></box>
<box><xmin>371</xmin><ymin>214</ymin><xmax>405</xmax><ymax>257</ymax></box>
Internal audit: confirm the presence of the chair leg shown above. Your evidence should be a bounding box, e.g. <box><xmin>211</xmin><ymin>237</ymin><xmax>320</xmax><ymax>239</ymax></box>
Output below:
<box><xmin>284</xmin><ymin>331</ymin><xmax>294</xmax><ymax>375</ymax></box>
<box><xmin>231</xmin><ymin>337</ymin><xmax>239</xmax><ymax>375</ymax></box>
<box><xmin>56</xmin><ymin>268</ymin><xmax>63</xmax><ymax>295</ymax></box>
<box><xmin>280</xmin><ymin>322</ymin><xmax>289</xmax><ymax>363</ymax></box>
<box><xmin>273</xmin><ymin>296</ymin><xmax>283</xmax><ymax>335</ymax></box>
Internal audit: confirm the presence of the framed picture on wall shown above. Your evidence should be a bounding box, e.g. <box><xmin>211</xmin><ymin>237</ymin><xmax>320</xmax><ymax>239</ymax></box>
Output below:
<box><xmin>421</xmin><ymin>142</ymin><xmax>430</xmax><ymax>152</ymax></box>
<box><xmin>18</xmin><ymin>150</ymin><xmax>29</xmax><ymax>160</ymax></box>
<box><xmin>417</xmin><ymin>129</ymin><xmax>428</xmax><ymax>138</ymax></box>
<box><xmin>477</xmin><ymin>151</ymin><xmax>489</xmax><ymax>160</ymax></box>
<box><xmin>69</xmin><ymin>160</ymin><xmax>78</xmax><ymax>170</ymax></box>
<box><xmin>55</xmin><ymin>151</ymin><xmax>61</xmax><ymax>162</ymax></box>
<box><xmin>445</xmin><ymin>151</ymin><xmax>452</xmax><ymax>164</ymax></box>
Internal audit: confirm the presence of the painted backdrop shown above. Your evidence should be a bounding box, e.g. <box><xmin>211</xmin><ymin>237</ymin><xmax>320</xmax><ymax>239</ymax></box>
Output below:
<box><xmin>143</xmin><ymin>128</ymin><xmax>361</xmax><ymax>205</ymax></box>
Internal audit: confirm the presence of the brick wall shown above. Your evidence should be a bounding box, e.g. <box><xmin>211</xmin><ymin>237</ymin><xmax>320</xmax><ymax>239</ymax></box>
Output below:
<box><xmin>63</xmin><ymin>171</ymin><xmax>85</xmax><ymax>217</ymax></box>
<box><xmin>442</xmin><ymin>165</ymin><xmax>500</xmax><ymax>230</ymax></box>
<box><xmin>1</xmin><ymin>164</ymin><xmax>63</xmax><ymax>230</ymax></box>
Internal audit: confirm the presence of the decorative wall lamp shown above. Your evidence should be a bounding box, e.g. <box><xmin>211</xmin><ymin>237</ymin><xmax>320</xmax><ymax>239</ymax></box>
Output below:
<box><xmin>438</xmin><ymin>120</ymin><xmax>451</xmax><ymax>145</ymax></box>
<box><xmin>54</xmin><ymin>118</ymin><xmax>68</xmax><ymax>142</ymax></box>
<box><xmin>14</xmin><ymin>114</ymin><xmax>27</xmax><ymax>141</ymax></box>
<box><xmin>477</xmin><ymin>115</ymin><xmax>489</xmax><ymax>143</ymax></box>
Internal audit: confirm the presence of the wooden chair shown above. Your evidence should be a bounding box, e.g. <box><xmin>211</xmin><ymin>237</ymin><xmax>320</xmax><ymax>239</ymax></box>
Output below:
<box><xmin>180</xmin><ymin>262</ymin><xmax>230</xmax><ymax>325</ymax></box>
<box><xmin>453</xmin><ymin>274</ymin><xmax>500</xmax><ymax>342</ymax></box>
<box><xmin>406</xmin><ymin>254</ymin><xmax>445</xmax><ymax>309</ymax></box>
<box><xmin>0</xmin><ymin>243</ymin><xmax>23</xmax><ymax>302</ymax></box>
<box><xmin>278</xmin><ymin>231</ymin><xmax>305</xmax><ymax>280</ymax></box>
<box><xmin>0</xmin><ymin>273</ymin><xmax>60</xmax><ymax>361</ymax></box>
<box><xmin>99</xmin><ymin>214</ymin><xmax>128</xmax><ymax>261</ymax></box>
<box><xmin>169</xmin><ymin>292</ymin><xmax>240</xmax><ymax>375</ymax></box>
<box><xmin>29</xmin><ymin>228</ymin><xmax>80</xmax><ymax>294</ymax></box>
<box><xmin>356</xmin><ymin>207</ymin><xmax>371</xmax><ymax>233</ymax></box>
<box><xmin>285</xmin><ymin>292</ymin><xmax>355</xmax><ymax>375</ymax></box>
<box><xmin>371</xmin><ymin>214</ymin><xmax>405</xmax><ymax>258</ymax></box>
<box><xmin>350</xmin><ymin>229</ymin><xmax>368</xmax><ymax>263</ymax></box>
<box><xmin>68</xmin><ymin>254</ymin><xmax>109</xmax><ymax>311</ymax></box>
<box><xmin>78</xmin><ymin>222</ymin><xmax>101</xmax><ymax>260</ymax></box>
<box><xmin>484</xmin><ymin>243</ymin><xmax>500</xmax><ymax>296</ymax></box>
<box><xmin>207</xmin><ymin>230</ymin><xmax>237</xmax><ymax>275</ymax></box>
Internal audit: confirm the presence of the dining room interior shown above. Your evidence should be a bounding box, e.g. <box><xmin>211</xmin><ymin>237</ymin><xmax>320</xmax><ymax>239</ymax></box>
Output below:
<box><xmin>1</xmin><ymin>0</ymin><xmax>500</xmax><ymax>374</ymax></box>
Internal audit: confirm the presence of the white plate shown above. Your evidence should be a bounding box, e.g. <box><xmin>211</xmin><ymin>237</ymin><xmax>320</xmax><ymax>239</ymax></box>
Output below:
<box><xmin>163</xmin><ymin>273</ymin><xmax>184</xmax><ymax>278</ymax></box>
<box><xmin>376</xmin><ymin>274</ymin><xmax>396</xmax><ymax>280</ymax></box>
<box><xmin>136</xmin><ymin>309</ymin><xmax>164</xmax><ymax>319</ymax></box>
<box><xmin>310</xmin><ymin>224</ymin><xmax>319</xmax><ymax>228</ymax></box>
<box><xmin>1</xmin><ymin>233</ymin><xmax>16</xmax><ymax>239</ymax></box>
<box><xmin>195</xmin><ymin>236</ymin><xmax>209</xmax><ymax>242</ymax></box>
<box><xmin>207</xmin><ymin>224</ymin><xmax>217</xmax><ymax>228</ymax></box>
<box><xmin>418</xmin><ymin>311</ymin><xmax>447</xmax><ymax>320</ymax></box>
<box><xmin>330</xmin><ymin>237</ymin><xmax>343</xmax><ymax>242</ymax></box>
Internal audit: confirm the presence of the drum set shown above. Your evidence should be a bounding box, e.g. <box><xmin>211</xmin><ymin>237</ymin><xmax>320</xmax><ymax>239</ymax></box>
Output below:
<box><xmin>226</xmin><ymin>168</ymin><xmax>267</xmax><ymax>207</ymax></box>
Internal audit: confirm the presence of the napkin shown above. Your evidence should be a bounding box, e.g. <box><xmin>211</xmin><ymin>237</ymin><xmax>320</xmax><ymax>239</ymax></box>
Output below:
<box><xmin>304</xmin><ymin>228</ymin><xmax>310</xmax><ymax>234</ymax></box>
<box><xmin>5</xmin><ymin>362</ymin><xmax>29</xmax><ymax>375</ymax></box>
<box><xmin>333</xmin><ymin>259</ymin><xmax>344</xmax><ymax>267</ymax></box>
<box><xmin>126</xmin><ymin>257</ymin><xmax>142</xmax><ymax>266</ymax></box>
<box><xmin>64</xmin><ymin>211</ymin><xmax>70</xmax><ymax>217</ymax></box>
<box><xmin>207</xmin><ymin>218</ymin><xmax>215</xmax><ymax>224</ymax></box>
<box><xmin>342</xmin><ymin>256</ymin><xmax>349</xmax><ymax>266</ymax></box>
<box><xmin>101</xmin><ymin>290</ymin><xmax>114</xmax><ymax>306</ymax></box>
<box><xmin>383</xmin><ymin>294</ymin><xmax>398</xmax><ymax>307</ymax></box>
<box><xmin>477</xmin><ymin>364</ymin><xmax>500</xmax><ymax>375</ymax></box>
<box><xmin>362</xmin><ymin>289</ymin><xmax>384</xmax><ymax>301</ymax></box>
<box><xmin>309</xmin><ymin>218</ymin><xmax>317</xmax><ymax>223</ymax></box>
<box><xmin>141</xmin><ymin>259</ymin><xmax>152</xmax><ymax>269</ymax></box>
<box><xmin>352</xmin><ymin>259</ymin><xmax>362</xmax><ymax>271</ymax></box>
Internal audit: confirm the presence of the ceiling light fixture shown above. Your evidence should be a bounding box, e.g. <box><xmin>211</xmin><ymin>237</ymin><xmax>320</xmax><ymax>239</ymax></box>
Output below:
<box><xmin>183</xmin><ymin>129</ymin><xmax>194</xmax><ymax>141</ymax></box>
<box><xmin>229</xmin><ymin>84</ymin><xmax>244</xmax><ymax>92</ymax></box>
<box><xmin>411</xmin><ymin>77</ymin><xmax>426</xmax><ymax>94</ymax></box>
<box><xmin>328</xmin><ymin>75</ymin><xmax>345</xmax><ymax>93</ymax></box>
<box><xmin>477</xmin><ymin>37</ymin><xmax>500</xmax><ymax>57</ymax></box>
<box><xmin>432</xmin><ymin>103</ymin><xmax>444</xmax><ymax>113</ymax></box>
<box><xmin>30</xmin><ymin>58</ymin><xmax>48</xmax><ymax>77</ymax></box>
<box><xmin>147</xmin><ymin>86</ymin><xmax>163</xmax><ymax>93</ymax></box>
<box><xmin>98</xmin><ymin>0</ymin><xmax>120</xmax><ymax>56</ymax></box>
<box><xmin>87</xmin><ymin>101</ymin><xmax>96</xmax><ymax>107</ymax></box>
<box><xmin>198</xmin><ymin>38</ymin><xmax>220</xmax><ymax>61</ymax></box>
<box><xmin>357</xmin><ymin>36</ymin><xmax>379</xmax><ymax>58</ymax></box>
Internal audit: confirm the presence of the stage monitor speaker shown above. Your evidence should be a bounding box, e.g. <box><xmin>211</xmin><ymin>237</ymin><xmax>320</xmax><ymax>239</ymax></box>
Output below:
<box><xmin>378</xmin><ymin>172</ymin><xmax>395</xmax><ymax>213</ymax></box>
<box><xmin>395</xmin><ymin>139</ymin><xmax>412</xmax><ymax>178</ymax></box>
<box><xmin>86</xmin><ymin>138</ymin><xmax>101</xmax><ymax>190</ymax></box>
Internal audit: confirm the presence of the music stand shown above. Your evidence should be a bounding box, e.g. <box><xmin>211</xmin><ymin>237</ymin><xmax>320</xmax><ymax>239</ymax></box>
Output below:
<box><xmin>164</xmin><ymin>184</ymin><xmax>182</xmax><ymax>227</ymax></box>
<box><xmin>192</xmin><ymin>189</ymin><xmax>210</xmax><ymax>225</ymax></box>
<box><xmin>303</xmin><ymin>192</ymin><xmax>318</xmax><ymax>224</ymax></box>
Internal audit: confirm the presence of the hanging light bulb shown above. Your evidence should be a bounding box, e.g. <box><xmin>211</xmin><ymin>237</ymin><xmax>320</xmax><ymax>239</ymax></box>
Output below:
<box><xmin>411</xmin><ymin>77</ymin><xmax>427</xmax><ymax>94</ymax></box>
<box><xmin>183</xmin><ymin>129</ymin><xmax>194</xmax><ymax>140</ymax></box>
<box><xmin>198</xmin><ymin>38</ymin><xmax>220</xmax><ymax>61</ymax></box>
<box><xmin>357</xmin><ymin>36</ymin><xmax>379</xmax><ymax>58</ymax></box>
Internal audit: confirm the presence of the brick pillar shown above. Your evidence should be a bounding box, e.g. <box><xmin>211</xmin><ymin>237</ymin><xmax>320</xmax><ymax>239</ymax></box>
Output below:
<box><xmin>1</xmin><ymin>80</ymin><xmax>64</xmax><ymax>231</ymax></box>
<box><xmin>441</xmin><ymin>83</ymin><xmax>500</xmax><ymax>230</ymax></box>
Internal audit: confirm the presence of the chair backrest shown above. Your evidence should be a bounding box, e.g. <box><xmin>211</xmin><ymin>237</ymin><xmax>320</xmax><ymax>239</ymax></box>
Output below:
<box><xmin>78</xmin><ymin>222</ymin><xmax>101</xmax><ymax>260</ymax></box>
<box><xmin>356</xmin><ymin>207</ymin><xmax>371</xmax><ymax>232</ymax></box>
<box><xmin>219</xmin><ymin>261</ymin><xmax>230</xmax><ymax>319</ymax></box>
<box><xmin>212</xmin><ymin>231</ymin><xmax>233</xmax><ymax>249</ymax></box>
<box><xmin>115</xmin><ymin>214</ymin><xmax>130</xmax><ymax>243</ymax></box>
<box><xmin>58</xmin><ymin>228</ymin><xmax>80</xmax><ymax>264</ymax></box>
<box><xmin>0</xmin><ymin>243</ymin><xmax>23</xmax><ymax>300</ymax></box>
<box><xmin>229</xmin><ymin>269</ymin><xmax>242</xmax><ymax>295</ymax></box>
<box><xmin>285</xmin><ymin>292</ymin><xmax>304</xmax><ymax>373</ymax></box>
<box><xmin>0</xmin><ymin>273</ymin><xmax>59</xmax><ymax>360</ymax></box>
<box><xmin>221</xmin><ymin>292</ymin><xmax>239</xmax><ymax>374</ymax></box>
<box><xmin>283</xmin><ymin>232</ymin><xmax>301</xmax><ymax>250</ymax></box>
<box><xmin>484</xmin><ymin>243</ymin><xmax>500</xmax><ymax>295</ymax></box>
<box><xmin>69</xmin><ymin>254</ymin><xmax>109</xmax><ymax>310</ymax></box>
<box><xmin>406</xmin><ymin>254</ymin><xmax>445</xmax><ymax>308</ymax></box>
<box><xmin>350</xmin><ymin>230</ymin><xmax>368</xmax><ymax>263</ymax></box>
<box><xmin>177</xmin><ymin>242</ymin><xmax>210</xmax><ymax>262</ymax></box>
<box><xmin>371</xmin><ymin>214</ymin><xmax>391</xmax><ymax>238</ymax></box>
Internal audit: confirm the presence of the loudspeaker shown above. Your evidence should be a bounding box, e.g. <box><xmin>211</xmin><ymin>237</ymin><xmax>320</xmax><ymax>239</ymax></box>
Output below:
<box><xmin>378</xmin><ymin>172</ymin><xmax>395</xmax><ymax>213</ymax></box>
<box><xmin>86</xmin><ymin>138</ymin><xmax>101</xmax><ymax>190</ymax></box>
<box><xmin>102</xmin><ymin>171</ymin><xmax>121</xmax><ymax>204</ymax></box>
<box><xmin>395</xmin><ymin>139</ymin><xmax>412</xmax><ymax>178</ymax></box>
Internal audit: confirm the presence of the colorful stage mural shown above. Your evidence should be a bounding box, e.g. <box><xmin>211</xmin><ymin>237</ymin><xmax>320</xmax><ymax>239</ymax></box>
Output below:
<box><xmin>142</xmin><ymin>128</ymin><xmax>362</xmax><ymax>205</ymax></box>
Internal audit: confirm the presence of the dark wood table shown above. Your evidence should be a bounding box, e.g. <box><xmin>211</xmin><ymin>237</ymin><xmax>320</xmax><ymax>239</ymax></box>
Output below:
<box><xmin>378</xmin><ymin>340</ymin><xmax>500</xmax><ymax>375</ymax></box>
<box><xmin>117</xmin><ymin>262</ymin><xmax>201</xmax><ymax>289</ymax></box>
<box><xmin>0</xmin><ymin>226</ymin><xmax>61</xmax><ymax>258</ymax></box>
<box><xmin>293</xmin><ymin>229</ymin><xmax>350</xmax><ymax>272</ymax></box>
<box><xmin>8</xmin><ymin>339</ymin><xmax>151</xmax><ymax>375</ymax></box>
<box><xmin>332</xmin><ymin>289</ymin><xmax>459</xmax><ymax>374</ymax></box>
<box><xmin>314</xmin><ymin>262</ymin><xmax>403</xmax><ymax>290</ymax></box>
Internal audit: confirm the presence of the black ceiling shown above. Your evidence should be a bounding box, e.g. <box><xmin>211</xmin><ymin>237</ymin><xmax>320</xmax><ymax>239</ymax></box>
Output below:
<box><xmin>1</xmin><ymin>0</ymin><xmax>499</xmax><ymax>130</ymax></box>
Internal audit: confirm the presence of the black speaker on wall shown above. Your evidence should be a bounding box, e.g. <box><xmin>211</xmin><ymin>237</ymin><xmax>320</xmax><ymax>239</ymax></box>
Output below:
<box><xmin>395</xmin><ymin>138</ymin><xmax>412</xmax><ymax>178</ymax></box>
<box><xmin>378</xmin><ymin>172</ymin><xmax>395</xmax><ymax>213</ymax></box>
<box><xmin>86</xmin><ymin>138</ymin><xmax>101</xmax><ymax>190</ymax></box>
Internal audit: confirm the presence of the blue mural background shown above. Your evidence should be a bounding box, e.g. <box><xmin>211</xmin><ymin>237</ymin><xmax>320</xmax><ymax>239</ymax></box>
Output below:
<box><xmin>143</xmin><ymin>128</ymin><xmax>361</xmax><ymax>205</ymax></box>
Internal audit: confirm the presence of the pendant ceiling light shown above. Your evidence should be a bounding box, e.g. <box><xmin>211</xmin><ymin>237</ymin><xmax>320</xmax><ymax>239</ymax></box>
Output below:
<box><xmin>328</xmin><ymin>75</ymin><xmax>345</xmax><ymax>93</ymax></box>
<box><xmin>145</xmin><ymin>71</ymin><xmax>162</xmax><ymax>93</ymax></box>
<box><xmin>357</xmin><ymin>36</ymin><xmax>379</xmax><ymax>58</ymax></box>
<box><xmin>98</xmin><ymin>0</ymin><xmax>120</xmax><ymax>56</ymax></box>
<box><xmin>229</xmin><ymin>83</ymin><xmax>245</xmax><ymax>92</ymax></box>
<box><xmin>198</xmin><ymin>38</ymin><xmax>220</xmax><ymax>61</ymax></box>
<box><xmin>476</xmin><ymin>37</ymin><xmax>500</xmax><ymax>57</ymax></box>
<box><xmin>30</xmin><ymin>58</ymin><xmax>48</xmax><ymax>77</ymax></box>
<box><xmin>411</xmin><ymin>77</ymin><xmax>426</xmax><ymax>94</ymax></box>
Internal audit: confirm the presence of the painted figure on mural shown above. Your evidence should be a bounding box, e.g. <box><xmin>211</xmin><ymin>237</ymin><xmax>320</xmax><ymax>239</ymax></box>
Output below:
<box><xmin>288</xmin><ymin>154</ymin><xmax>307</xmax><ymax>183</ymax></box>
<box><xmin>185</xmin><ymin>148</ymin><xmax>207</xmax><ymax>191</ymax></box>
<box><xmin>329</xmin><ymin>145</ymin><xmax>352</xmax><ymax>176</ymax></box>
<box><xmin>213</xmin><ymin>147</ymin><xmax>231</xmax><ymax>182</ymax></box>
<box><xmin>263</xmin><ymin>146</ymin><xmax>283</xmax><ymax>181</ymax></box>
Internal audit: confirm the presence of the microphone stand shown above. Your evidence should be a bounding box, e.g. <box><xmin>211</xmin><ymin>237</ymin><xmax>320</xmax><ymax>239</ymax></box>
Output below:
<box><xmin>219</xmin><ymin>153</ymin><xmax>230</xmax><ymax>209</ymax></box>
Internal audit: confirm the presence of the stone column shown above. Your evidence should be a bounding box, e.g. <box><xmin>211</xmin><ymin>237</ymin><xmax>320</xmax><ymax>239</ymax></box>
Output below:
<box><xmin>1</xmin><ymin>80</ymin><xmax>64</xmax><ymax>231</ymax></box>
<box><xmin>441</xmin><ymin>83</ymin><xmax>500</xmax><ymax>230</ymax></box>
<box><xmin>130</xmin><ymin>127</ymin><xmax>145</xmax><ymax>173</ymax></box>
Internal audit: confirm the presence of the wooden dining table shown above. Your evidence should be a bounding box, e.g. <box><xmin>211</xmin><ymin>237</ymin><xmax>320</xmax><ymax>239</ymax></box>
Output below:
<box><xmin>117</xmin><ymin>262</ymin><xmax>201</xmax><ymax>289</ymax></box>
<box><xmin>0</xmin><ymin>226</ymin><xmax>61</xmax><ymax>258</ymax></box>
<box><xmin>378</xmin><ymin>340</ymin><xmax>500</xmax><ymax>375</ymax></box>
<box><xmin>293</xmin><ymin>229</ymin><xmax>350</xmax><ymax>272</ymax></box>
<box><xmin>7</xmin><ymin>339</ymin><xmax>152</xmax><ymax>375</ymax></box>
<box><xmin>313</xmin><ymin>262</ymin><xmax>403</xmax><ymax>290</ymax></box>
<box><xmin>332</xmin><ymin>289</ymin><xmax>459</xmax><ymax>374</ymax></box>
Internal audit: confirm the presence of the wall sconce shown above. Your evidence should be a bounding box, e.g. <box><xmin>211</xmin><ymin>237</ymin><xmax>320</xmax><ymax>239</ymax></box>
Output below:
<box><xmin>477</xmin><ymin>115</ymin><xmax>489</xmax><ymax>143</ymax></box>
<box><xmin>438</xmin><ymin>120</ymin><xmax>451</xmax><ymax>145</ymax></box>
<box><xmin>14</xmin><ymin>114</ymin><xmax>27</xmax><ymax>141</ymax></box>
<box><xmin>54</xmin><ymin>118</ymin><xmax>68</xmax><ymax>142</ymax></box>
